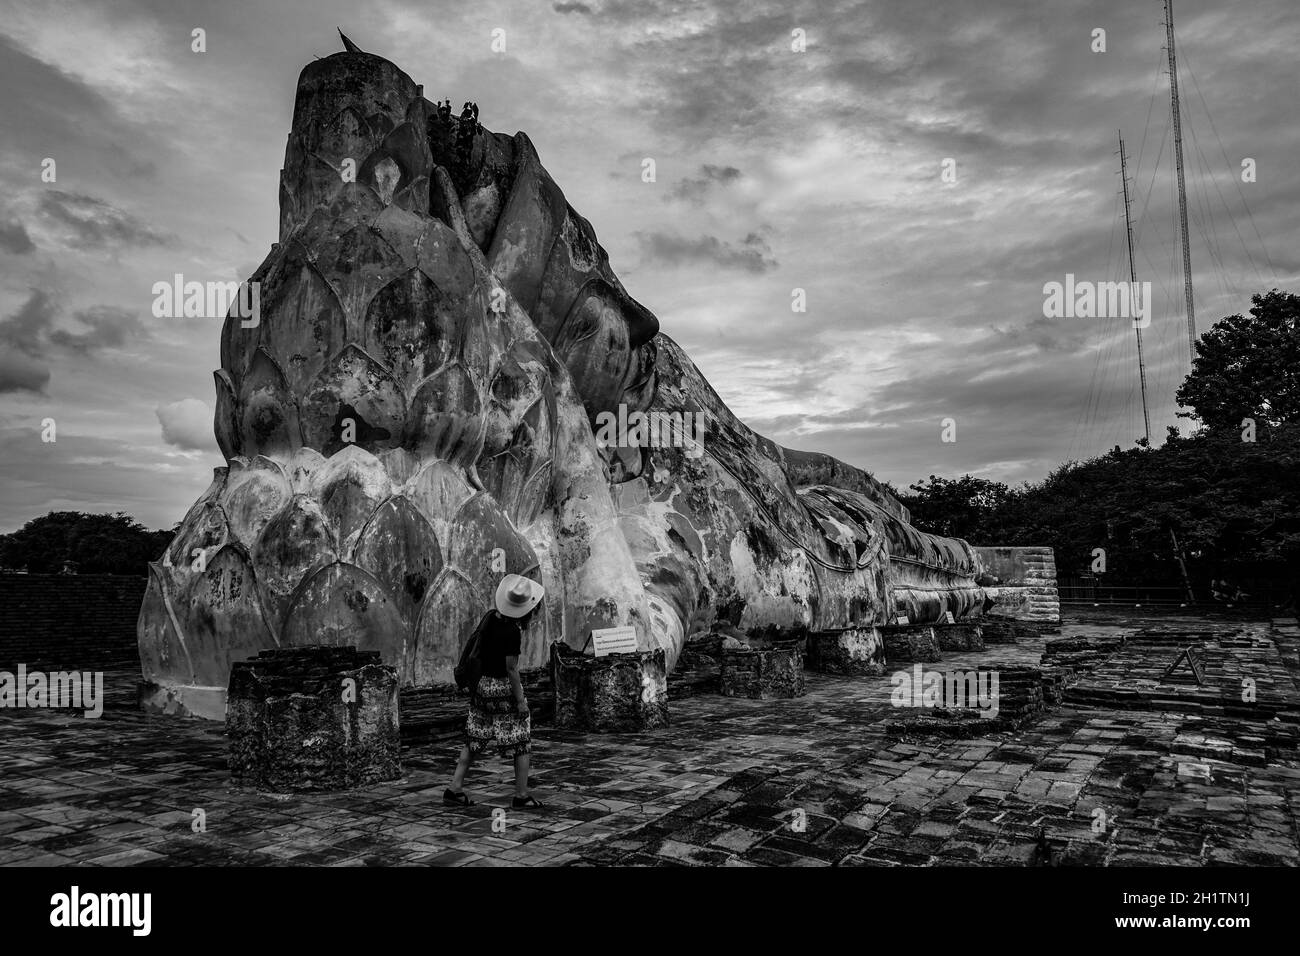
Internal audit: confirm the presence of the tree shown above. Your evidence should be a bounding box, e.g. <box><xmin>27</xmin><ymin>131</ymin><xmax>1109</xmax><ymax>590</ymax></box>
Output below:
<box><xmin>1177</xmin><ymin>289</ymin><xmax>1300</xmax><ymax>431</ymax></box>
<box><xmin>901</xmin><ymin>474</ymin><xmax>1017</xmax><ymax>542</ymax></box>
<box><xmin>906</xmin><ymin>423</ymin><xmax>1300</xmax><ymax>597</ymax></box>
<box><xmin>0</xmin><ymin>512</ymin><xmax>172</xmax><ymax>575</ymax></box>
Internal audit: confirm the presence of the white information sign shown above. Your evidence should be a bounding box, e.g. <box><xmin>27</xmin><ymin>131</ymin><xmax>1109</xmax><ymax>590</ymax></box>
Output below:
<box><xmin>895</xmin><ymin>615</ymin><xmax>910</xmax><ymax>625</ymax></box>
<box><xmin>591</xmin><ymin>626</ymin><xmax>638</xmax><ymax>657</ymax></box>
<box><xmin>943</xmin><ymin>611</ymin><xmax>955</xmax><ymax>624</ymax></box>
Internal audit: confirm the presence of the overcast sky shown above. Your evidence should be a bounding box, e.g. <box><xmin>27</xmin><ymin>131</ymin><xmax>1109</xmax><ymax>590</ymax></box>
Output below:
<box><xmin>0</xmin><ymin>0</ymin><xmax>1295</xmax><ymax>531</ymax></box>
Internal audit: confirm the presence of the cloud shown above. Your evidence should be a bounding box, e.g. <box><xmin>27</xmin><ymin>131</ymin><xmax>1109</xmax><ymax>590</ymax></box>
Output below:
<box><xmin>0</xmin><ymin>351</ymin><xmax>51</xmax><ymax>394</ymax></box>
<box><xmin>553</xmin><ymin>2</ymin><xmax>594</xmax><ymax>14</ymax></box>
<box><xmin>0</xmin><ymin>425</ymin><xmax>215</xmax><ymax>533</ymax></box>
<box><xmin>636</xmin><ymin>230</ymin><xmax>777</xmax><ymax>273</ymax></box>
<box><xmin>0</xmin><ymin>290</ymin><xmax>57</xmax><ymax>357</ymax></box>
<box><xmin>155</xmin><ymin>399</ymin><xmax>213</xmax><ymax>451</ymax></box>
<box><xmin>0</xmin><ymin>219</ymin><xmax>35</xmax><ymax>254</ymax></box>
<box><xmin>0</xmin><ymin>291</ymin><xmax>151</xmax><ymax>392</ymax></box>
<box><xmin>0</xmin><ymin>33</ymin><xmax>161</xmax><ymax>186</ymax></box>
<box><xmin>48</xmin><ymin>305</ymin><xmax>148</xmax><ymax>353</ymax></box>
<box><xmin>37</xmin><ymin>189</ymin><xmax>171</xmax><ymax>250</ymax></box>
<box><xmin>669</xmin><ymin>163</ymin><xmax>743</xmax><ymax>201</ymax></box>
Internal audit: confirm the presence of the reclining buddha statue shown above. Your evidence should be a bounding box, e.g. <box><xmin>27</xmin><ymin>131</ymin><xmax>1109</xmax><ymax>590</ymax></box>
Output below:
<box><xmin>137</xmin><ymin>38</ymin><xmax>991</xmax><ymax>718</ymax></box>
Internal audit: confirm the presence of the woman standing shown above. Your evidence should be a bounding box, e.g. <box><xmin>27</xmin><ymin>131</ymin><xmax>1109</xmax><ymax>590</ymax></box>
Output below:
<box><xmin>444</xmin><ymin>574</ymin><xmax>546</xmax><ymax>810</ymax></box>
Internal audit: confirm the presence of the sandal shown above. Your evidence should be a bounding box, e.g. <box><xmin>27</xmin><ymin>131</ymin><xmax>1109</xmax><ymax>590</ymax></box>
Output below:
<box><xmin>443</xmin><ymin>788</ymin><xmax>474</xmax><ymax>806</ymax></box>
<box><xmin>511</xmin><ymin>795</ymin><xmax>545</xmax><ymax>810</ymax></box>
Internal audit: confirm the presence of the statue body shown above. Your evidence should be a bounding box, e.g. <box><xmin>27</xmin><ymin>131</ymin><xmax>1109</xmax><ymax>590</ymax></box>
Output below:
<box><xmin>137</xmin><ymin>47</ymin><xmax>986</xmax><ymax>718</ymax></box>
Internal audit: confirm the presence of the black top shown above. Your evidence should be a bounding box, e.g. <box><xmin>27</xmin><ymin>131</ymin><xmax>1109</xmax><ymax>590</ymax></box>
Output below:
<box><xmin>479</xmin><ymin>611</ymin><xmax>523</xmax><ymax>679</ymax></box>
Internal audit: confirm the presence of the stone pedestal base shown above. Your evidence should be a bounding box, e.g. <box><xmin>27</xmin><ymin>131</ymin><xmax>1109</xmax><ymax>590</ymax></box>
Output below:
<box><xmin>806</xmin><ymin>627</ymin><xmax>885</xmax><ymax>675</ymax></box>
<box><xmin>227</xmin><ymin>646</ymin><xmax>400</xmax><ymax>792</ymax></box>
<box><xmin>933</xmin><ymin>623</ymin><xmax>985</xmax><ymax>651</ymax></box>
<box><xmin>550</xmin><ymin>643</ymin><xmax>668</xmax><ymax>732</ymax></box>
<box><xmin>880</xmin><ymin>624</ymin><xmax>942</xmax><ymax>663</ymax></box>
<box><xmin>719</xmin><ymin>638</ymin><xmax>806</xmax><ymax>698</ymax></box>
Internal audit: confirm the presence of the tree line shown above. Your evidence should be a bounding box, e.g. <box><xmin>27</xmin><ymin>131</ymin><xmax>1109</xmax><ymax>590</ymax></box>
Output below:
<box><xmin>900</xmin><ymin>291</ymin><xmax>1299</xmax><ymax>601</ymax></box>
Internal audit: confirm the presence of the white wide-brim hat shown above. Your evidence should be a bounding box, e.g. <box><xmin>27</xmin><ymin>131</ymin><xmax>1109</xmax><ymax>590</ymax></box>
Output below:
<box><xmin>495</xmin><ymin>574</ymin><xmax>544</xmax><ymax>618</ymax></box>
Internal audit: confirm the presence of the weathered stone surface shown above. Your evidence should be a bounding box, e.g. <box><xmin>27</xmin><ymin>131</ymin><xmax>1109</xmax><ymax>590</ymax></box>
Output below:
<box><xmin>227</xmin><ymin>646</ymin><xmax>400</xmax><ymax>792</ymax></box>
<box><xmin>550</xmin><ymin>642</ymin><xmax>668</xmax><ymax>732</ymax></box>
<box><xmin>880</xmin><ymin>624</ymin><xmax>942</xmax><ymax>663</ymax></box>
<box><xmin>719</xmin><ymin>637</ymin><xmax>806</xmax><ymax>699</ymax></box>
<box><xmin>806</xmin><ymin>627</ymin><xmax>885</xmax><ymax>675</ymax></box>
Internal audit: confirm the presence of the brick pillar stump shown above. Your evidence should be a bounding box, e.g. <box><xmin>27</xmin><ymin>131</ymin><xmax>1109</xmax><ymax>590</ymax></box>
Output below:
<box><xmin>719</xmin><ymin>637</ymin><xmax>806</xmax><ymax>698</ymax></box>
<box><xmin>227</xmin><ymin>646</ymin><xmax>401</xmax><ymax>792</ymax></box>
<box><xmin>550</xmin><ymin>642</ymin><xmax>668</xmax><ymax>732</ymax></box>
<box><xmin>879</xmin><ymin>624</ymin><xmax>942</xmax><ymax>663</ymax></box>
<box><xmin>806</xmin><ymin>627</ymin><xmax>885</xmax><ymax>675</ymax></box>
<box><xmin>933</xmin><ymin>623</ymin><xmax>986</xmax><ymax>651</ymax></box>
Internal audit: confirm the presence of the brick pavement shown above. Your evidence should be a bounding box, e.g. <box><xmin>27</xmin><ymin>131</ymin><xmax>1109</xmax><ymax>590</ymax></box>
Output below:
<box><xmin>1</xmin><ymin>610</ymin><xmax>1297</xmax><ymax>866</ymax></box>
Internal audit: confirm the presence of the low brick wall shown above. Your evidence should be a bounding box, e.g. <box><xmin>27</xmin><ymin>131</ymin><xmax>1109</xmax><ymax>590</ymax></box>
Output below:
<box><xmin>0</xmin><ymin>574</ymin><xmax>144</xmax><ymax>671</ymax></box>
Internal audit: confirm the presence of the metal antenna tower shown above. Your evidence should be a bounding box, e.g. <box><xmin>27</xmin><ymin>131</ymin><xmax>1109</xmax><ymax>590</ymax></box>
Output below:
<box><xmin>1119</xmin><ymin>131</ymin><xmax>1152</xmax><ymax>444</ymax></box>
<box><xmin>1165</xmin><ymin>0</ymin><xmax>1197</xmax><ymax>363</ymax></box>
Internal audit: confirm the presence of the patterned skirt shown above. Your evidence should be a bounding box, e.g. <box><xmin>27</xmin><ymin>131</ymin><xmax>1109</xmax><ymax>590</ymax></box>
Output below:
<box><xmin>466</xmin><ymin>675</ymin><xmax>531</xmax><ymax>759</ymax></box>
